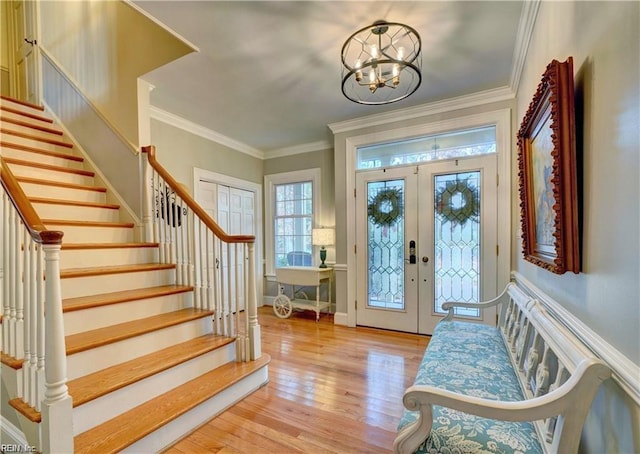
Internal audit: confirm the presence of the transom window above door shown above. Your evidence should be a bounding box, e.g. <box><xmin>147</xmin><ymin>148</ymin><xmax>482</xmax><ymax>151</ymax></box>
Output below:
<box><xmin>357</xmin><ymin>126</ymin><xmax>496</xmax><ymax>169</ymax></box>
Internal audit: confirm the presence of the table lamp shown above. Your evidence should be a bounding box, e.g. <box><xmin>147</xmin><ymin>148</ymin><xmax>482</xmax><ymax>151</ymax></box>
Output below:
<box><xmin>312</xmin><ymin>228</ymin><xmax>334</xmax><ymax>268</ymax></box>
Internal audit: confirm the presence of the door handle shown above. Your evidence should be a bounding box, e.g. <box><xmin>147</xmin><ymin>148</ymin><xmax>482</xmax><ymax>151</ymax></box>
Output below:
<box><xmin>422</xmin><ymin>256</ymin><xmax>429</xmax><ymax>264</ymax></box>
<box><xmin>24</xmin><ymin>38</ymin><xmax>37</xmax><ymax>46</ymax></box>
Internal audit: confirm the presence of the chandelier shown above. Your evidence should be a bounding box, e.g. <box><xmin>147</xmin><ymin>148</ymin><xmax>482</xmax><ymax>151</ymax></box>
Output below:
<box><xmin>341</xmin><ymin>20</ymin><xmax>422</xmax><ymax>105</ymax></box>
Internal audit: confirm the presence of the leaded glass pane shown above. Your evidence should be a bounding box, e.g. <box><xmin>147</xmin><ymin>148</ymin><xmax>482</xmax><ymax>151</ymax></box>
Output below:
<box><xmin>367</xmin><ymin>180</ymin><xmax>405</xmax><ymax>310</ymax></box>
<box><xmin>357</xmin><ymin>126</ymin><xmax>496</xmax><ymax>170</ymax></box>
<box><xmin>433</xmin><ymin>171</ymin><xmax>481</xmax><ymax>317</ymax></box>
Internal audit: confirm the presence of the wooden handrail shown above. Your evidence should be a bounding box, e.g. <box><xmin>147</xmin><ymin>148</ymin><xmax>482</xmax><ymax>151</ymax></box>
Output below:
<box><xmin>1</xmin><ymin>157</ymin><xmax>63</xmax><ymax>244</ymax></box>
<box><xmin>142</xmin><ymin>145</ymin><xmax>255</xmax><ymax>244</ymax></box>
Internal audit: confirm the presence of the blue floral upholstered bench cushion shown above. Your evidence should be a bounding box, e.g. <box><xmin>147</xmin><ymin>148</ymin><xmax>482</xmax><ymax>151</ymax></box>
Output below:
<box><xmin>397</xmin><ymin>321</ymin><xmax>543</xmax><ymax>454</ymax></box>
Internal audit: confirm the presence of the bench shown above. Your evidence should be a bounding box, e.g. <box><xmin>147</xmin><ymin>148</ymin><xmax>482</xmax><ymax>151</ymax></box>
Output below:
<box><xmin>394</xmin><ymin>283</ymin><xmax>611</xmax><ymax>454</ymax></box>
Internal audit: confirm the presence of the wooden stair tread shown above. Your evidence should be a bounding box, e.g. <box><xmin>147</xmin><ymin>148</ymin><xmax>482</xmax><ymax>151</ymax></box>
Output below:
<box><xmin>68</xmin><ymin>334</ymin><xmax>235</xmax><ymax>407</ymax></box>
<box><xmin>61</xmin><ymin>263</ymin><xmax>175</xmax><ymax>279</ymax></box>
<box><xmin>1</xmin><ymin>127</ymin><xmax>73</xmax><ymax>148</ymax></box>
<box><xmin>16</xmin><ymin>176</ymin><xmax>106</xmax><ymax>192</ymax></box>
<box><xmin>73</xmin><ymin>354</ymin><xmax>270</xmax><ymax>454</ymax></box>
<box><xmin>0</xmin><ymin>115</ymin><xmax>63</xmax><ymax>135</ymax></box>
<box><xmin>4</xmin><ymin>156</ymin><xmax>94</xmax><ymax>176</ymax></box>
<box><xmin>1</xmin><ymin>352</ymin><xmax>24</xmax><ymax>369</ymax></box>
<box><xmin>1</xmin><ymin>95</ymin><xmax>45</xmax><ymax>111</ymax></box>
<box><xmin>29</xmin><ymin>197</ymin><xmax>119</xmax><ymax>209</ymax></box>
<box><xmin>62</xmin><ymin>242</ymin><xmax>159</xmax><ymax>250</ymax></box>
<box><xmin>43</xmin><ymin>219</ymin><xmax>134</xmax><ymax>228</ymax></box>
<box><xmin>66</xmin><ymin>308</ymin><xmax>214</xmax><ymax>355</ymax></box>
<box><xmin>0</xmin><ymin>105</ymin><xmax>53</xmax><ymax>123</ymax></box>
<box><xmin>0</xmin><ymin>141</ymin><xmax>82</xmax><ymax>162</ymax></box>
<box><xmin>63</xmin><ymin>284</ymin><xmax>192</xmax><ymax>312</ymax></box>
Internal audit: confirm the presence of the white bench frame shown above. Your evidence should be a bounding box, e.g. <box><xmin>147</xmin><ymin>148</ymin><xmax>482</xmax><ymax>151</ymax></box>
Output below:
<box><xmin>394</xmin><ymin>283</ymin><xmax>611</xmax><ymax>454</ymax></box>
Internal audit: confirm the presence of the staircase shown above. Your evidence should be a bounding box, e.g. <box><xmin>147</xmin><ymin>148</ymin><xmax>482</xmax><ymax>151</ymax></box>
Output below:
<box><xmin>0</xmin><ymin>96</ymin><xmax>268</xmax><ymax>453</ymax></box>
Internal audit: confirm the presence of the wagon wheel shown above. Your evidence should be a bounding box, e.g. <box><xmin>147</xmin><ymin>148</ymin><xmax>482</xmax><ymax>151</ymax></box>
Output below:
<box><xmin>273</xmin><ymin>294</ymin><xmax>293</xmax><ymax>319</ymax></box>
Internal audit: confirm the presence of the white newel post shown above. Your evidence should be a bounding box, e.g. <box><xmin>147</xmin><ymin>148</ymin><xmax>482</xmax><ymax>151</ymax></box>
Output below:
<box><xmin>247</xmin><ymin>242</ymin><xmax>261</xmax><ymax>360</ymax></box>
<box><xmin>40</xmin><ymin>237</ymin><xmax>73</xmax><ymax>454</ymax></box>
<box><xmin>141</xmin><ymin>152</ymin><xmax>154</xmax><ymax>243</ymax></box>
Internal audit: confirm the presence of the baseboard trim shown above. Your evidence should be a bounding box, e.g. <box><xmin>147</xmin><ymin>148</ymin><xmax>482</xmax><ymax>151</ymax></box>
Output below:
<box><xmin>333</xmin><ymin>312</ymin><xmax>348</xmax><ymax>326</ymax></box>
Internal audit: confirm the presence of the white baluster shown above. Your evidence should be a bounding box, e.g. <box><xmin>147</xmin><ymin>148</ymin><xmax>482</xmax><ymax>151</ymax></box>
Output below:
<box><xmin>2</xmin><ymin>193</ymin><xmax>9</xmax><ymax>351</ymax></box>
<box><xmin>15</xmin><ymin>225</ymin><xmax>24</xmax><ymax>362</ymax></box>
<box><xmin>8</xmin><ymin>207</ymin><xmax>17</xmax><ymax>358</ymax></box>
<box><xmin>194</xmin><ymin>220</ymin><xmax>202</xmax><ymax>309</ymax></box>
<box><xmin>22</xmin><ymin>233</ymin><xmax>31</xmax><ymax>406</ymax></box>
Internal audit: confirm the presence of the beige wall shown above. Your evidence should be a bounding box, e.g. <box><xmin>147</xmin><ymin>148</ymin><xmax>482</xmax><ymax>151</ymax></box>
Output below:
<box><xmin>1</xmin><ymin>0</ymin><xmax>10</xmax><ymax>96</ymax></box>
<box><xmin>39</xmin><ymin>1</ymin><xmax>193</xmax><ymax>146</ymax></box>
<box><xmin>514</xmin><ymin>2</ymin><xmax>639</xmax><ymax>452</ymax></box>
<box><xmin>150</xmin><ymin>118</ymin><xmax>264</xmax><ymax>195</ymax></box>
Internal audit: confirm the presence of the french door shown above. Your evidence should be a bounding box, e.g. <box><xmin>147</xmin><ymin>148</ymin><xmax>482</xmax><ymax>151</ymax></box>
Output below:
<box><xmin>356</xmin><ymin>155</ymin><xmax>497</xmax><ymax>334</ymax></box>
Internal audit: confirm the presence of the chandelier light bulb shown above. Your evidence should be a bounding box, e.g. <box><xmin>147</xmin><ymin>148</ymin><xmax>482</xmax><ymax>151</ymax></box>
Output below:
<box><xmin>371</xmin><ymin>44</ymin><xmax>379</xmax><ymax>59</ymax></box>
<box><xmin>397</xmin><ymin>46</ymin><xmax>405</xmax><ymax>60</ymax></box>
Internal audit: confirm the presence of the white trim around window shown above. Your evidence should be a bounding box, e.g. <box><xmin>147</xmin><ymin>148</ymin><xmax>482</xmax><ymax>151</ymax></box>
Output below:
<box><xmin>264</xmin><ymin>168</ymin><xmax>321</xmax><ymax>280</ymax></box>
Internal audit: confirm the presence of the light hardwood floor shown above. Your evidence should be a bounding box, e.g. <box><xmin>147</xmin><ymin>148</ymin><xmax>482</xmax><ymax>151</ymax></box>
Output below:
<box><xmin>164</xmin><ymin>306</ymin><xmax>430</xmax><ymax>453</ymax></box>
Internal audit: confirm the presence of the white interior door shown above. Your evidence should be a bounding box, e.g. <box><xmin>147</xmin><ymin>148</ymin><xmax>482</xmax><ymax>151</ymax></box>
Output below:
<box><xmin>10</xmin><ymin>0</ymin><xmax>39</xmax><ymax>103</ymax></box>
<box><xmin>356</xmin><ymin>155</ymin><xmax>498</xmax><ymax>334</ymax></box>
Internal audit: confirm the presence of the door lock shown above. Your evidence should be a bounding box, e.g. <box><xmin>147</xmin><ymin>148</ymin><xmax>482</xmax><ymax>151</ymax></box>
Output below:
<box><xmin>409</xmin><ymin>240</ymin><xmax>416</xmax><ymax>264</ymax></box>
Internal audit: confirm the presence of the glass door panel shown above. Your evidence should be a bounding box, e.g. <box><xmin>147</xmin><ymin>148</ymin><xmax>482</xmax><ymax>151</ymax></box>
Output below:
<box><xmin>433</xmin><ymin>171</ymin><xmax>481</xmax><ymax>317</ymax></box>
<box><xmin>367</xmin><ymin>179</ymin><xmax>405</xmax><ymax>310</ymax></box>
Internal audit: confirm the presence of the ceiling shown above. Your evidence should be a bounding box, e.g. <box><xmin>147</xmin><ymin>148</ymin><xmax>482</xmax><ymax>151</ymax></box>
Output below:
<box><xmin>133</xmin><ymin>1</ymin><xmax>525</xmax><ymax>157</ymax></box>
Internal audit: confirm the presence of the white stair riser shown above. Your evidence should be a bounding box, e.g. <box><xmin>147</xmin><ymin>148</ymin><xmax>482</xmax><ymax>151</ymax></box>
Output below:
<box><xmin>7</xmin><ymin>163</ymin><xmax>93</xmax><ymax>186</ymax></box>
<box><xmin>61</xmin><ymin>268</ymin><xmax>175</xmax><ymax>299</ymax></box>
<box><xmin>20</xmin><ymin>182</ymin><xmax>106</xmax><ymax>204</ymax></box>
<box><xmin>0</xmin><ymin>109</ymin><xmax>53</xmax><ymax>127</ymax></box>
<box><xmin>64</xmin><ymin>291</ymin><xmax>192</xmax><ymax>335</ymax></box>
<box><xmin>1</xmin><ymin>146</ymin><xmax>84</xmax><ymax>169</ymax></box>
<box><xmin>0</xmin><ymin>121</ymin><xmax>63</xmax><ymax>141</ymax></box>
<box><xmin>61</xmin><ymin>247</ymin><xmax>158</xmax><ymax>269</ymax></box>
<box><xmin>33</xmin><ymin>202</ymin><xmax>119</xmax><ymax>223</ymax></box>
<box><xmin>47</xmin><ymin>225</ymin><xmax>133</xmax><ymax>243</ymax></box>
<box><xmin>72</xmin><ymin>342</ymin><xmax>235</xmax><ymax>435</ymax></box>
<box><xmin>66</xmin><ymin>317</ymin><xmax>214</xmax><ymax>380</ymax></box>
<box><xmin>0</xmin><ymin>132</ymin><xmax>72</xmax><ymax>155</ymax></box>
<box><xmin>122</xmin><ymin>365</ymin><xmax>269</xmax><ymax>454</ymax></box>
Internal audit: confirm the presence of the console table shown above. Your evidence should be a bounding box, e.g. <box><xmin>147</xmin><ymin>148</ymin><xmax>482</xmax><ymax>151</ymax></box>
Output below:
<box><xmin>273</xmin><ymin>266</ymin><xmax>333</xmax><ymax>321</ymax></box>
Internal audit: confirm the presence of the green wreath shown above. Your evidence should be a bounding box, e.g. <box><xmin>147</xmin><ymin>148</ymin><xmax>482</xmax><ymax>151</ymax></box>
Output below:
<box><xmin>435</xmin><ymin>179</ymin><xmax>480</xmax><ymax>226</ymax></box>
<box><xmin>368</xmin><ymin>187</ymin><xmax>404</xmax><ymax>227</ymax></box>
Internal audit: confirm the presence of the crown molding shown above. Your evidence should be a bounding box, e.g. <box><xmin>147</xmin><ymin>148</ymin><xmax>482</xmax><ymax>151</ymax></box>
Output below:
<box><xmin>510</xmin><ymin>0</ymin><xmax>542</xmax><ymax>94</ymax></box>
<box><xmin>328</xmin><ymin>85</ymin><xmax>514</xmax><ymax>135</ymax></box>
<box><xmin>149</xmin><ymin>106</ymin><xmax>265</xmax><ymax>160</ymax></box>
<box><xmin>265</xmin><ymin>140</ymin><xmax>333</xmax><ymax>159</ymax></box>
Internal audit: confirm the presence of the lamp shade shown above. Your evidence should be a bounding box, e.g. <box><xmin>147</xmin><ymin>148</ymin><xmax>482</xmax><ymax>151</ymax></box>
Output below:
<box><xmin>312</xmin><ymin>228</ymin><xmax>335</xmax><ymax>246</ymax></box>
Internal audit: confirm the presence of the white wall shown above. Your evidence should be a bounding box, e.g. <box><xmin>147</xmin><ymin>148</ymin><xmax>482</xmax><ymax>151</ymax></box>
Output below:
<box><xmin>514</xmin><ymin>2</ymin><xmax>639</xmax><ymax>452</ymax></box>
